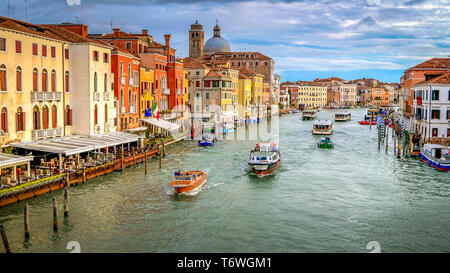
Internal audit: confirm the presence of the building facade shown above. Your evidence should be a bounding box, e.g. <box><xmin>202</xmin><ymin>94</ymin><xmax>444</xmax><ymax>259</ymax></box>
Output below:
<box><xmin>139</xmin><ymin>66</ymin><xmax>155</xmax><ymax>118</ymax></box>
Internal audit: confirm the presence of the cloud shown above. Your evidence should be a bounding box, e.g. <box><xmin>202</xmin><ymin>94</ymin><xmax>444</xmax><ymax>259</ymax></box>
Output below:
<box><xmin>6</xmin><ymin>0</ymin><xmax>447</xmax><ymax>82</ymax></box>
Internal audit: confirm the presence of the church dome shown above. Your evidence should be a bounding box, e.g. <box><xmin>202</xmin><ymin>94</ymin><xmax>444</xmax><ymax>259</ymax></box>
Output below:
<box><xmin>203</xmin><ymin>22</ymin><xmax>230</xmax><ymax>55</ymax></box>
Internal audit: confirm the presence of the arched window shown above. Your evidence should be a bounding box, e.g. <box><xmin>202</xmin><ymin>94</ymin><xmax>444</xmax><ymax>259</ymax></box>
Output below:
<box><xmin>33</xmin><ymin>106</ymin><xmax>40</xmax><ymax>130</ymax></box>
<box><xmin>128</xmin><ymin>88</ymin><xmax>131</xmax><ymax>111</ymax></box>
<box><xmin>128</xmin><ymin>63</ymin><xmax>131</xmax><ymax>81</ymax></box>
<box><xmin>51</xmin><ymin>105</ymin><xmax>57</xmax><ymax>128</ymax></box>
<box><xmin>0</xmin><ymin>107</ymin><xmax>7</xmax><ymax>133</ymax></box>
<box><xmin>94</xmin><ymin>104</ymin><xmax>98</xmax><ymax>125</ymax></box>
<box><xmin>104</xmin><ymin>73</ymin><xmax>108</xmax><ymax>92</ymax></box>
<box><xmin>42</xmin><ymin>69</ymin><xmax>48</xmax><ymax>92</ymax></box>
<box><xmin>120</xmin><ymin>89</ymin><xmax>124</xmax><ymax>110</ymax></box>
<box><xmin>16</xmin><ymin>107</ymin><xmax>25</xmax><ymax>132</ymax></box>
<box><xmin>42</xmin><ymin>105</ymin><xmax>49</xmax><ymax>129</ymax></box>
<box><xmin>51</xmin><ymin>70</ymin><xmax>56</xmax><ymax>92</ymax></box>
<box><xmin>16</xmin><ymin>66</ymin><xmax>22</xmax><ymax>92</ymax></box>
<box><xmin>0</xmin><ymin>64</ymin><xmax>7</xmax><ymax>91</ymax></box>
<box><xmin>65</xmin><ymin>105</ymin><xmax>72</xmax><ymax>126</ymax></box>
<box><xmin>94</xmin><ymin>72</ymin><xmax>98</xmax><ymax>92</ymax></box>
<box><xmin>33</xmin><ymin>68</ymin><xmax>38</xmax><ymax>92</ymax></box>
<box><xmin>104</xmin><ymin>104</ymin><xmax>108</xmax><ymax>123</ymax></box>
<box><xmin>120</xmin><ymin>62</ymin><xmax>123</xmax><ymax>79</ymax></box>
<box><xmin>65</xmin><ymin>71</ymin><xmax>69</xmax><ymax>92</ymax></box>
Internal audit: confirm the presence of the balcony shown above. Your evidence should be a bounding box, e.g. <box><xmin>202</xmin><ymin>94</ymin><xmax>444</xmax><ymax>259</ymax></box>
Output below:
<box><xmin>104</xmin><ymin>123</ymin><xmax>112</xmax><ymax>132</ymax></box>
<box><xmin>121</xmin><ymin>77</ymin><xmax>126</xmax><ymax>85</ymax></box>
<box><xmin>32</xmin><ymin>128</ymin><xmax>63</xmax><ymax>140</ymax></box>
<box><xmin>94</xmin><ymin>124</ymin><xmax>101</xmax><ymax>134</ymax></box>
<box><xmin>32</xmin><ymin>129</ymin><xmax>45</xmax><ymax>140</ymax></box>
<box><xmin>31</xmin><ymin>91</ymin><xmax>62</xmax><ymax>102</ymax></box>
<box><xmin>94</xmin><ymin>92</ymin><xmax>101</xmax><ymax>101</ymax></box>
<box><xmin>129</xmin><ymin>78</ymin><xmax>134</xmax><ymax>86</ymax></box>
<box><xmin>130</xmin><ymin>106</ymin><xmax>136</xmax><ymax>114</ymax></box>
<box><xmin>162</xmin><ymin>88</ymin><xmax>170</xmax><ymax>95</ymax></box>
<box><xmin>104</xmin><ymin>92</ymin><xmax>111</xmax><ymax>101</ymax></box>
<box><xmin>121</xmin><ymin>107</ymin><xmax>126</xmax><ymax>115</ymax></box>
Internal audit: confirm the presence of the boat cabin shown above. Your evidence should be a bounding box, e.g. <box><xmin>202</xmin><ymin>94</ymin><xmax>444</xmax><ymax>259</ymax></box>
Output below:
<box><xmin>423</xmin><ymin>144</ymin><xmax>450</xmax><ymax>160</ymax></box>
<box><xmin>335</xmin><ymin>112</ymin><xmax>351</xmax><ymax>121</ymax></box>
<box><xmin>302</xmin><ymin>110</ymin><xmax>317</xmax><ymax>120</ymax></box>
<box><xmin>313</xmin><ymin>120</ymin><xmax>333</xmax><ymax>135</ymax></box>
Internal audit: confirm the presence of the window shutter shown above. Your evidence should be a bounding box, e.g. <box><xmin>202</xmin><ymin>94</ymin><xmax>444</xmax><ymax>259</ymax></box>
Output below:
<box><xmin>16</xmin><ymin>113</ymin><xmax>19</xmax><ymax>132</ymax></box>
<box><xmin>22</xmin><ymin>112</ymin><xmax>25</xmax><ymax>131</ymax></box>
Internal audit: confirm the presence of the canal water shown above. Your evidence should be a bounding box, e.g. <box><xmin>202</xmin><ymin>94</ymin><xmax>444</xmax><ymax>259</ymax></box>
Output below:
<box><xmin>0</xmin><ymin>108</ymin><xmax>449</xmax><ymax>253</ymax></box>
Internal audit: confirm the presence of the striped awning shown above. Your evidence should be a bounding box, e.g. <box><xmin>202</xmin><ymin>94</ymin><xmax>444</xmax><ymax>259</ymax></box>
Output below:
<box><xmin>11</xmin><ymin>132</ymin><xmax>140</xmax><ymax>156</ymax></box>
<box><xmin>0</xmin><ymin>153</ymin><xmax>33</xmax><ymax>169</ymax></box>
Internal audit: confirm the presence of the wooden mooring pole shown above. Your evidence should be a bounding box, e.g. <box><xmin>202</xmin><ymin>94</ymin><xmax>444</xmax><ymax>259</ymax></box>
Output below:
<box><xmin>63</xmin><ymin>187</ymin><xmax>69</xmax><ymax>217</ymax></box>
<box><xmin>159</xmin><ymin>145</ymin><xmax>162</xmax><ymax>169</ymax></box>
<box><xmin>144</xmin><ymin>152</ymin><xmax>148</xmax><ymax>175</ymax></box>
<box><xmin>83</xmin><ymin>168</ymin><xmax>86</xmax><ymax>183</ymax></box>
<box><xmin>132</xmin><ymin>147</ymin><xmax>136</xmax><ymax>167</ymax></box>
<box><xmin>24</xmin><ymin>204</ymin><xmax>30</xmax><ymax>238</ymax></box>
<box><xmin>0</xmin><ymin>224</ymin><xmax>11</xmax><ymax>253</ymax></box>
<box><xmin>52</xmin><ymin>197</ymin><xmax>58</xmax><ymax>231</ymax></box>
<box><xmin>121</xmin><ymin>148</ymin><xmax>124</xmax><ymax>172</ymax></box>
<box><xmin>377</xmin><ymin>127</ymin><xmax>381</xmax><ymax>150</ymax></box>
<box><xmin>397</xmin><ymin>135</ymin><xmax>402</xmax><ymax>159</ymax></box>
<box><xmin>394</xmin><ymin>132</ymin><xmax>397</xmax><ymax>154</ymax></box>
<box><xmin>385</xmin><ymin>127</ymin><xmax>388</xmax><ymax>153</ymax></box>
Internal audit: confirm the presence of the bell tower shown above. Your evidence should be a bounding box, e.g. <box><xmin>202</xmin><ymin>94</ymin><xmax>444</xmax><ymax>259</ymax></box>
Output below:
<box><xmin>189</xmin><ymin>20</ymin><xmax>204</xmax><ymax>58</ymax></box>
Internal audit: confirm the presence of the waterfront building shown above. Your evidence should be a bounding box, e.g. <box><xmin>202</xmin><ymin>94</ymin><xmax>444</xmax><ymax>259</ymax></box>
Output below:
<box><xmin>279</xmin><ymin>89</ymin><xmax>290</xmax><ymax>109</ymax></box>
<box><xmin>44</xmin><ymin>24</ymin><xmax>116</xmax><ymax>136</ymax></box>
<box><xmin>140</xmin><ymin>66</ymin><xmax>155</xmax><ymax>119</ymax></box>
<box><xmin>139</xmin><ymin>52</ymin><xmax>169</xmax><ymax>112</ymax></box>
<box><xmin>371</xmin><ymin>86</ymin><xmax>389</xmax><ymax>106</ymax></box>
<box><xmin>330</xmin><ymin>83</ymin><xmax>357</xmax><ymax>107</ymax></box>
<box><xmin>238</xmin><ymin>74</ymin><xmax>252</xmax><ymax>118</ymax></box>
<box><xmin>295</xmin><ymin>82</ymin><xmax>327</xmax><ymax>109</ymax></box>
<box><xmin>273</xmin><ymin>74</ymin><xmax>281</xmax><ymax>104</ymax></box>
<box><xmin>189</xmin><ymin>20</ymin><xmax>204</xmax><ymax>58</ymax></box>
<box><xmin>239</xmin><ymin>68</ymin><xmax>264</xmax><ymax>109</ymax></box>
<box><xmin>400</xmin><ymin>57</ymin><xmax>450</xmax><ymax>129</ymax></box>
<box><xmin>412</xmin><ymin>72</ymin><xmax>450</xmax><ymax>141</ymax></box>
<box><xmin>0</xmin><ymin>17</ymin><xmax>72</xmax><ymax>147</ymax></box>
<box><xmin>280</xmin><ymin>81</ymin><xmax>298</xmax><ymax>107</ymax></box>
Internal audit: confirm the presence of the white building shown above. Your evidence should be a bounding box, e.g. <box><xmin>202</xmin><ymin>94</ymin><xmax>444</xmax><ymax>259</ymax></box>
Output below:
<box><xmin>412</xmin><ymin>72</ymin><xmax>450</xmax><ymax>141</ymax></box>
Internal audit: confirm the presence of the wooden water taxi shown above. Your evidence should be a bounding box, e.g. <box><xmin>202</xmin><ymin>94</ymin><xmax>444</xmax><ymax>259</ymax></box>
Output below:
<box><xmin>419</xmin><ymin>144</ymin><xmax>450</xmax><ymax>171</ymax></box>
<box><xmin>170</xmin><ymin>171</ymin><xmax>208</xmax><ymax>194</ymax></box>
<box><xmin>335</xmin><ymin>111</ymin><xmax>351</xmax><ymax>122</ymax></box>
<box><xmin>317</xmin><ymin>137</ymin><xmax>334</xmax><ymax>149</ymax></box>
<box><xmin>302</xmin><ymin>110</ymin><xmax>317</xmax><ymax>120</ymax></box>
<box><xmin>313</xmin><ymin>120</ymin><xmax>333</xmax><ymax>135</ymax></box>
<box><xmin>248</xmin><ymin>142</ymin><xmax>281</xmax><ymax>177</ymax></box>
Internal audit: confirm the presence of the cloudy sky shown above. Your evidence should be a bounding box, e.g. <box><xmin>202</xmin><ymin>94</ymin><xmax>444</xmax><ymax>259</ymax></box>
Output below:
<box><xmin>2</xmin><ymin>0</ymin><xmax>449</xmax><ymax>82</ymax></box>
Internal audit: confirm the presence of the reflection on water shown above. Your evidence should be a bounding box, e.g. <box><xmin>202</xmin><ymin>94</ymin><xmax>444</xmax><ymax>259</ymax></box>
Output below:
<box><xmin>0</xmin><ymin>108</ymin><xmax>449</xmax><ymax>253</ymax></box>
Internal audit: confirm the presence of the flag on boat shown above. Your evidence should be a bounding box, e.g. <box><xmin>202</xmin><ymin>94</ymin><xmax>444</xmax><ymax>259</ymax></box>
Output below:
<box><xmin>151</xmin><ymin>100</ymin><xmax>159</xmax><ymax>120</ymax></box>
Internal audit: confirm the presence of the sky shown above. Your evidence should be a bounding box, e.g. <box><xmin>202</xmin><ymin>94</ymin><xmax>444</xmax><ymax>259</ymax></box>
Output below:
<box><xmin>2</xmin><ymin>0</ymin><xmax>449</xmax><ymax>83</ymax></box>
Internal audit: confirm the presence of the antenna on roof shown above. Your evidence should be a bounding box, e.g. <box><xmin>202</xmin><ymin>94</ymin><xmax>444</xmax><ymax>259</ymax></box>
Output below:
<box><xmin>110</xmin><ymin>19</ymin><xmax>113</xmax><ymax>32</ymax></box>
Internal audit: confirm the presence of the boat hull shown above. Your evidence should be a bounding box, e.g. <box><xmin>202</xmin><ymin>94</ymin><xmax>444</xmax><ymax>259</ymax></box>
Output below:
<box><xmin>170</xmin><ymin>172</ymin><xmax>208</xmax><ymax>194</ymax></box>
<box><xmin>358</xmin><ymin>121</ymin><xmax>377</xmax><ymax>125</ymax></box>
<box><xmin>312</xmin><ymin>130</ymin><xmax>332</xmax><ymax>135</ymax></box>
<box><xmin>249</xmin><ymin>160</ymin><xmax>280</xmax><ymax>177</ymax></box>
<box><xmin>199</xmin><ymin>141</ymin><xmax>214</xmax><ymax>146</ymax></box>
<box><xmin>420</xmin><ymin>152</ymin><xmax>450</xmax><ymax>171</ymax></box>
<box><xmin>302</xmin><ymin>116</ymin><xmax>315</xmax><ymax>120</ymax></box>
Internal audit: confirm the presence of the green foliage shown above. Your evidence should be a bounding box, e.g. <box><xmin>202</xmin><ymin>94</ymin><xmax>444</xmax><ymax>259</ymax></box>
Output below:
<box><xmin>2</xmin><ymin>146</ymin><xmax>14</xmax><ymax>154</ymax></box>
<box><xmin>278</xmin><ymin>102</ymin><xmax>284</xmax><ymax>110</ymax></box>
<box><xmin>0</xmin><ymin>173</ymin><xmax>66</xmax><ymax>196</ymax></box>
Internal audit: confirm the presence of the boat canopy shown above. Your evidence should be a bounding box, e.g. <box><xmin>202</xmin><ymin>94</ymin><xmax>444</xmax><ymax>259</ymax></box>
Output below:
<box><xmin>256</xmin><ymin>142</ymin><xmax>278</xmax><ymax>152</ymax></box>
<box><xmin>314</xmin><ymin>120</ymin><xmax>332</xmax><ymax>126</ymax></box>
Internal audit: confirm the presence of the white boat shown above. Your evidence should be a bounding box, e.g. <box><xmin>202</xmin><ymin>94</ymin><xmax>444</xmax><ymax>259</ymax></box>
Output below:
<box><xmin>248</xmin><ymin>142</ymin><xmax>281</xmax><ymax>177</ymax></box>
<box><xmin>313</xmin><ymin>120</ymin><xmax>333</xmax><ymax>135</ymax></box>
<box><xmin>335</xmin><ymin>111</ymin><xmax>351</xmax><ymax>121</ymax></box>
<box><xmin>420</xmin><ymin>144</ymin><xmax>450</xmax><ymax>171</ymax></box>
<box><xmin>302</xmin><ymin>110</ymin><xmax>317</xmax><ymax>120</ymax></box>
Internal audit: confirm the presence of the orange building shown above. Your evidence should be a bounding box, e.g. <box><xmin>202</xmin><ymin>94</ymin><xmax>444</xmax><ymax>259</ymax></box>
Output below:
<box><xmin>371</xmin><ymin>86</ymin><xmax>389</xmax><ymax>106</ymax></box>
<box><xmin>111</xmin><ymin>46</ymin><xmax>140</xmax><ymax>131</ymax></box>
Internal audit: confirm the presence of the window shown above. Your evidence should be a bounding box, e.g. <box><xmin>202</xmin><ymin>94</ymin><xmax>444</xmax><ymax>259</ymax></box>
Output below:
<box><xmin>15</xmin><ymin>40</ymin><xmax>22</xmax><ymax>54</ymax></box>
<box><xmin>447</xmin><ymin>110</ymin><xmax>450</xmax><ymax>120</ymax></box>
<box><xmin>206</xmin><ymin>92</ymin><xmax>209</xmax><ymax>99</ymax></box>
<box><xmin>16</xmin><ymin>107</ymin><xmax>25</xmax><ymax>132</ymax></box>
<box><xmin>448</xmin><ymin>90</ymin><xmax>450</xmax><ymax>101</ymax></box>
<box><xmin>42</xmin><ymin>105</ymin><xmax>49</xmax><ymax>129</ymax></box>
<box><xmin>0</xmin><ymin>107</ymin><xmax>7</xmax><ymax>133</ymax></box>
<box><xmin>448</xmin><ymin>128</ymin><xmax>450</xmax><ymax>137</ymax></box>
<box><xmin>32</xmin><ymin>43</ymin><xmax>38</xmax><ymax>55</ymax></box>
<box><xmin>432</xmin><ymin>109</ymin><xmax>440</xmax><ymax>119</ymax></box>
<box><xmin>94</xmin><ymin>72</ymin><xmax>98</xmax><ymax>92</ymax></box>
<box><xmin>196</xmin><ymin>71</ymin><xmax>200</xmax><ymax>76</ymax></box>
<box><xmin>0</xmin><ymin>64</ymin><xmax>6</xmax><ymax>91</ymax></box>
<box><xmin>65</xmin><ymin>71</ymin><xmax>69</xmax><ymax>92</ymax></box>
<box><xmin>65</xmin><ymin>48</ymin><xmax>69</xmax><ymax>59</ymax></box>
<box><xmin>51</xmin><ymin>46</ymin><xmax>56</xmax><ymax>58</ymax></box>
<box><xmin>33</xmin><ymin>68</ymin><xmax>38</xmax><ymax>91</ymax></box>
<box><xmin>432</xmin><ymin>128</ymin><xmax>438</xmax><ymax>137</ymax></box>
<box><xmin>104</xmin><ymin>104</ymin><xmax>108</xmax><ymax>123</ymax></box>
<box><xmin>33</xmin><ymin>106</ymin><xmax>40</xmax><ymax>130</ymax></box>
<box><xmin>104</xmin><ymin>73</ymin><xmax>108</xmax><ymax>92</ymax></box>
<box><xmin>432</xmin><ymin>90</ymin><xmax>439</xmax><ymax>100</ymax></box>
<box><xmin>120</xmin><ymin>62</ymin><xmax>123</xmax><ymax>79</ymax></box>
<box><xmin>128</xmin><ymin>63</ymin><xmax>131</xmax><ymax>79</ymax></box>
<box><xmin>42</xmin><ymin>45</ymin><xmax>47</xmax><ymax>57</ymax></box>
<box><xmin>65</xmin><ymin>105</ymin><xmax>72</xmax><ymax>126</ymax></box>
<box><xmin>103</xmin><ymin>53</ymin><xmax>109</xmax><ymax>63</ymax></box>
<box><xmin>94</xmin><ymin>104</ymin><xmax>98</xmax><ymax>125</ymax></box>
<box><xmin>51</xmin><ymin>105</ymin><xmax>57</xmax><ymax>128</ymax></box>
<box><xmin>196</xmin><ymin>81</ymin><xmax>200</xmax><ymax>87</ymax></box>
<box><xmin>51</xmin><ymin>70</ymin><xmax>56</xmax><ymax>92</ymax></box>
<box><xmin>93</xmin><ymin>50</ymin><xmax>99</xmax><ymax>61</ymax></box>
<box><xmin>41</xmin><ymin>69</ymin><xmax>48</xmax><ymax>92</ymax></box>
<box><xmin>16</xmin><ymin>67</ymin><xmax>22</xmax><ymax>92</ymax></box>
<box><xmin>0</xmin><ymin>37</ymin><xmax>5</xmax><ymax>51</ymax></box>
<box><xmin>126</xmin><ymin>42</ymin><xmax>132</xmax><ymax>50</ymax></box>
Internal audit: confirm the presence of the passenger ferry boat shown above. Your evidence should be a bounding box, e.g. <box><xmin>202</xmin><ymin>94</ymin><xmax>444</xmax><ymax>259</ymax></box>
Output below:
<box><xmin>302</xmin><ymin>110</ymin><xmax>317</xmax><ymax>120</ymax></box>
<box><xmin>419</xmin><ymin>144</ymin><xmax>450</xmax><ymax>171</ymax></box>
<box><xmin>313</xmin><ymin>120</ymin><xmax>333</xmax><ymax>135</ymax></box>
<box><xmin>317</xmin><ymin>137</ymin><xmax>334</xmax><ymax>149</ymax></box>
<box><xmin>198</xmin><ymin>133</ymin><xmax>214</xmax><ymax>146</ymax></box>
<box><xmin>170</xmin><ymin>171</ymin><xmax>208</xmax><ymax>194</ymax></box>
<box><xmin>334</xmin><ymin>112</ymin><xmax>351</xmax><ymax>122</ymax></box>
<box><xmin>248</xmin><ymin>142</ymin><xmax>281</xmax><ymax>177</ymax></box>
<box><xmin>367</xmin><ymin>107</ymin><xmax>379</xmax><ymax>118</ymax></box>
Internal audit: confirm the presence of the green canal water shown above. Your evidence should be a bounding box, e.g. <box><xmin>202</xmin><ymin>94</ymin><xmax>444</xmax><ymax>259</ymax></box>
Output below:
<box><xmin>1</xmin><ymin>109</ymin><xmax>449</xmax><ymax>253</ymax></box>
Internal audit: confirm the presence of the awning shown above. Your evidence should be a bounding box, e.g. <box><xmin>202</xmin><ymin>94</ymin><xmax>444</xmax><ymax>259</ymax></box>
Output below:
<box><xmin>11</xmin><ymin>132</ymin><xmax>140</xmax><ymax>156</ymax></box>
<box><xmin>0</xmin><ymin>153</ymin><xmax>33</xmax><ymax>169</ymax></box>
<box><xmin>141</xmin><ymin>118</ymin><xmax>180</xmax><ymax>132</ymax></box>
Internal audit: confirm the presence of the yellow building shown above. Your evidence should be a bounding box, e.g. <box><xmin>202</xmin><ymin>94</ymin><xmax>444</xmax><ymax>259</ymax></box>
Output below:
<box><xmin>296</xmin><ymin>83</ymin><xmax>327</xmax><ymax>109</ymax></box>
<box><xmin>239</xmin><ymin>68</ymin><xmax>264</xmax><ymax>105</ymax></box>
<box><xmin>183</xmin><ymin>69</ymin><xmax>189</xmax><ymax>107</ymax></box>
<box><xmin>238</xmin><ymin>74</ymin><xmax>252</xmax><ymax>118</ymax></box>
<box><xmin>1</xmin><ymin>17</ymin><xmax>71</xmax><ymax>147</ymax></box>
<box><xmin>139</xmin><ymin>66</ymin><xmax>155</xmax><ymax>118</ymax></box>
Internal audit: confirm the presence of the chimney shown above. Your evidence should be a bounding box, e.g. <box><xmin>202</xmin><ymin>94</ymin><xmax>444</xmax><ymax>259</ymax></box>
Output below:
<box><xmin>113</xmin><ymin>28</ymin><xmax>120</xmax><ymax>38</ymax></box>
<box><xmin>59</xmin><ymin>23</ymin><xmax>88</xmax><ymax>37</ymax></box>
<box><xmin>142</xmin><ymin>29</ymin><xmax>148</xmax><ymax>35</ymax></box>
<box><xmin>164</xmin><ymin>34</ymin><xmax>171</xmax><ymax>48</ymax></box>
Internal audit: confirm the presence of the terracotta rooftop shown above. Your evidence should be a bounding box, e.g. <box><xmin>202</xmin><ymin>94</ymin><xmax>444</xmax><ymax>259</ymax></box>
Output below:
<box><xmin>41</xmin><ymin>24</ymin><xmax>112</xmax><ymax>48</ymax></box>
<box><xmin>0</xmin><ymin>16</ymin><xmax>66</xmax><ymax>42</ymax></box>
<box><xmin>214</xmin><ymin>51</ymin><xmax>272</xmax><ymax>61</ymax></box>
<box><xmin>183</xmin><ymin>61</ymin><xmax>205</xmax><ymax>69</ymax></box>
<box><xmin>239</xmin><ymin>67</ymin><xmax>263</xmax><ymax>77</ymax></box>
<box><xmin>406</xmin><ymin>57</ymin><xmax>450</xmax><ymax>71</ymax></box>
<box><xmin>204</xmin><ymin>70</ymin><xmax>231</xmax><ymax>80</ymax></box>
<box><xmin>415</xmin><ymin>72</ymin><xmax>450</xmax><ymax>85</ymax></box>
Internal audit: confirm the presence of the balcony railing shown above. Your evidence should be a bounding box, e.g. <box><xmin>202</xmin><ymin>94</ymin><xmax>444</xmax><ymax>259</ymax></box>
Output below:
<box><xmin>32</xmin><ymin>129</ymin><xmax>45</xmax><ymax>140</ymax></box>
<box><xmin>104</xmin><ymin>92</ymin><xmax>111</xmax><ymax>101</ymax></box>
<box><xmin>129</xmin><ymin>78</ymin><xmax>134</xmax><ymax>86</ymax></box>
<box><xmin>104</xmin><ymin>123</ymin><xmax>111</xmax><ymax>132</ymax></box>
<box><xmin>31</xmin><ymin>91</ymin><xmax>62</xmax><ymax>102</ymax></box>
<box><xmin>121</xmin><ymin>107</ymin><xmax>126</xmax><ymax>115</ymax></box>
<box><xmin>121</xmin><ymin>77</ymin><xmax>126</xmax><ymax>85</ymax></box>
<box><xmin>162</xmin><ymin>88</ymin><xmax>170</xmax><ymax>95</ymax></box>
<box><xmin>130</xmin><ymin>106</ymin><xmax>136</xmax><ymax>114</ymax></box>
<box><xmin>94</xmin><ymin>92</ymin><xmax>101</xmax><ymax>101</ymax></box>
<box><xmin>94</xmin><ymin>124</ymin><xmax>101</xmax><ymax>134</ymax></box>
<box><xmin>32</xmin><ymin>128</ymin><xmax>63</xmax><ymax>140</ymax></box>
